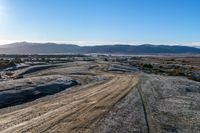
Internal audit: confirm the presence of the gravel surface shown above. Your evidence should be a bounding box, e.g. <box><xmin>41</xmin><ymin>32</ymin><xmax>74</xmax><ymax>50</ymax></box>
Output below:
<box><xmin>0</xmin><ymin>61</ymin><xmax>199</xmax><ymax>133</ymax></box>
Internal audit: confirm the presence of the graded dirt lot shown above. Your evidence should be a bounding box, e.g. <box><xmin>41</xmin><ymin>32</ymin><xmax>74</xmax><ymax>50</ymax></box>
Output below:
<box><xmin>0</xmin><ymin>58</ymin><xmax>200</xmax><ymax>133</ymax></box>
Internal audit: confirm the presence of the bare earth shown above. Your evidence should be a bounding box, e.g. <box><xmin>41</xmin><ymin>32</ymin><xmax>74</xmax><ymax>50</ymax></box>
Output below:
<box><xmin>0</xmin><ymin>62</ymin><xmax>138</xmax><ymax>133</ymax></box>
<box><xmin>0</xmin><ymin>60</ymin><xmax>199</xmax><ymax>133</ymax></box>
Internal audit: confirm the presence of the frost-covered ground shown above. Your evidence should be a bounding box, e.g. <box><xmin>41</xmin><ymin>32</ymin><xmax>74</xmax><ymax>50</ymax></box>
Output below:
<box><xmin>0</xmin><ymin>58</ymin><xmax>199</xmax><ymax>133</ymax></box>
<box><xmin>96</xmin><ymin>74</ymin><xmax>200</xmax><ymax>133</ymax></box>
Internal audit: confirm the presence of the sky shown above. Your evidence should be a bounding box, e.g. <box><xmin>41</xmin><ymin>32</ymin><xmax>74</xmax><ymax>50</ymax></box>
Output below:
<box><xmin>0</xmin><ymin>0</ymin><xmax>200</xmax><ymax>46</ymax></box>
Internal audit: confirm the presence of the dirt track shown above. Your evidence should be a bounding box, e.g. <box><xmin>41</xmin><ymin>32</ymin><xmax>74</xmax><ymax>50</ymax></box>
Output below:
<box><xmin>0</xmin><ymin>61</ymin><xmax>199</xmax><ymax>133</ymax></box>
<box><xmin>0</xmin><ymin>72</ymin><xmax>138</xmax><ymax>133</ymax></box>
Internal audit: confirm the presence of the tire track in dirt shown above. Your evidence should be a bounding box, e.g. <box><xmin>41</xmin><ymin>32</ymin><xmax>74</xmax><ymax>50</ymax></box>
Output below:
<box><xmin>137</xmin><ymin>86</ymin><xmax>150</xmax><ymax>133</ymax></box>
<box><xmin>137</xmin><ymin>77</ymin><xmax>160</xmax><ymax>133</ymax></box>
<box><xmin>0</xmin><ymin>74</ymin><xmax>138</xmax><ymax>133</ymax></box>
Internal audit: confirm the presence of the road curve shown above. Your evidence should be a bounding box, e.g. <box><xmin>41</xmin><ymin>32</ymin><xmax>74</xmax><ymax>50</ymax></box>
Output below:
<box><xmin>0</xmin><ymin>74</ymin><xmax>138</xmax><ymax>133</ymax></box>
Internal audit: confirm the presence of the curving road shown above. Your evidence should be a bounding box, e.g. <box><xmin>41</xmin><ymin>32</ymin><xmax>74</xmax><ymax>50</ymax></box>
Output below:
<box><xmin>0</xmin><ymin>72</ymin><xmax>138</xmax><ymax>133</ymax></box>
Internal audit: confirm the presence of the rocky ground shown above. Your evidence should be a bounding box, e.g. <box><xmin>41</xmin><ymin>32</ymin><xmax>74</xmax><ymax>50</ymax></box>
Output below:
<box><xmin>0</xmin><ymin>56</ymin><xmax>199</xmax><ymax>133</ymax></box>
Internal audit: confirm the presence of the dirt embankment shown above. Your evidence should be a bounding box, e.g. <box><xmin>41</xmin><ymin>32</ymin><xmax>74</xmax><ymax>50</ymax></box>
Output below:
<box><xmin>0</xmin><ymin>75</ymin><xmax>78</xmax><ymax>108</ymax></box>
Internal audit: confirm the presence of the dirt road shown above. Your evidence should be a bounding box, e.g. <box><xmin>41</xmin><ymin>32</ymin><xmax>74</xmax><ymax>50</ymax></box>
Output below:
<box><xmin>1</xmin><ymin>61</ymin><xmax>198</xmax><ymax>133</ymax></box>
<box><xmin>0</xmin><ymin>73</ymin><xmax>138</xmax><ymax>133</ymax></box>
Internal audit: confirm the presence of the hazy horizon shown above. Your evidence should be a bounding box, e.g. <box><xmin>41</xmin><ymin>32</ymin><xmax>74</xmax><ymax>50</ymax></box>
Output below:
<box><xmin>0</xmin><ymin>40</ymin><xmax>200</xmax><ymax>48</ymax></box>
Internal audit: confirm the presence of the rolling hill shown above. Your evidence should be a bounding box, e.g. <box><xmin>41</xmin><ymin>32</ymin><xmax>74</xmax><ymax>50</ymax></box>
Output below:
<box><xmin>0</xmin><ymin>42</ymin><xmax>199</xmax><ymax>54</ymax></box>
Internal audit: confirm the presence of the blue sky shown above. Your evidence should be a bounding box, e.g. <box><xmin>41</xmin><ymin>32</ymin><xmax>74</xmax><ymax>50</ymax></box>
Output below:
<box><xmin>0</xmin><ymin>0</ymin><xmax>200</xmax><ymax>46</ymax></box>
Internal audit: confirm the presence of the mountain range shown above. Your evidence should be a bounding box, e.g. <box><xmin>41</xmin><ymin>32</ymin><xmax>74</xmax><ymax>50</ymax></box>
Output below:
<box><xmin>0</xmin><ymin>42</ymin><xmax>199</xmax><ymax>54</ymax></box>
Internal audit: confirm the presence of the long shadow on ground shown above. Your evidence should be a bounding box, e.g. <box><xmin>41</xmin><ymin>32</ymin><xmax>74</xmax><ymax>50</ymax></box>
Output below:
<box><xmin>0</xmin><ymin>80</ymin><xmax>78</xmax><ymax>109</ymax></box>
